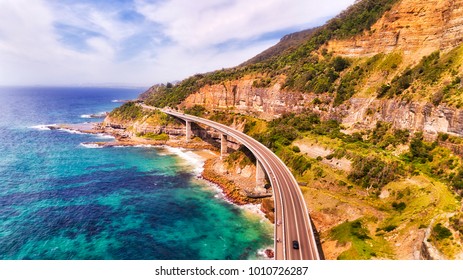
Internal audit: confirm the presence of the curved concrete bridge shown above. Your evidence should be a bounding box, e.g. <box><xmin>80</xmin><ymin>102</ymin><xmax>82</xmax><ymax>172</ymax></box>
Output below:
<box><xmin>142</xmin><ymin>104</ymin><xmax>321</xmax><ymax>260</ymax></box>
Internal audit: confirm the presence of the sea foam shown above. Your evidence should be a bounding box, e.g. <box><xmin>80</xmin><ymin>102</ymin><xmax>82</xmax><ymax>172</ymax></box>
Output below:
<box><xmin>80</xmin><ymin>112</ymin><xmax>107</xmax><ymax>119</ymax></box>
<box><xmin>30</xmin><ymin>124</ymin><xmax>56</xmax><ymax>131</ymax></box>
<box><xmin>57</xmin><ymin>128</ymin><xmax>85</xmax><ymax>135</ymax></box>
<box><xmin>134</xmin><ymin>144</ymin><xmax>154</xmax><ymax>148</ymax></box>
<box><xmin>163</xmin><ymin>146</ymin><xmax>206</xmax><ymax>176</ymax></box>
<box><xmin>95</xmin><ymin>133</ymin><xmax>115</xmax><ymax>140</ymax></box>
<box><xmin>256</xmin><ymin>248</ymin><xmax>275</xmax><ymax>260</ymax></box>
<box><xmin>80</xmin><ymin>143</ymin><xmax>103</xmax><ymax>149</ymax></box>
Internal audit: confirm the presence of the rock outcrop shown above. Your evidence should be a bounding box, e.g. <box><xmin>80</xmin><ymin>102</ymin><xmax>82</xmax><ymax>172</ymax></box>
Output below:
<box><xmin>182</xmin><ymin>77</ymin><xmax>463</xmax><ymax>139</ymax></box>
<box><xmin>181</xmin><ymin>77</ymin><xmax>311</xmax><ymax>120</ymax></box>
<box><xmin>102</xmin><ymin>115</ymin><xmax>185</xmax><ymax>139</ymax></box>
<box><xmin>328</xmin><ymin>0</ymin><xmax>463</xmax><ymax>61</ymax></box>
<box><xmin>337</xmin><ymin>98</ymin><xmax>463</xmax><ymax>139</ymax></box>
<box><xmin>180</xmin><ymin>76</ymin><xmax>463</xmax><ymax>140</ymax></box>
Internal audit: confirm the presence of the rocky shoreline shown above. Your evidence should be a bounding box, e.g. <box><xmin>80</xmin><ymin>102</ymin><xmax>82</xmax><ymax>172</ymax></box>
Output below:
<box><xmin>53</xmin><ymin>123</ymin><xmax>268</xmax><ymax>203</ymax></box>
<box><xmin>50</xmin><ymin>122</ymin><xmax>276</xmax><ymax>258</ymax></box>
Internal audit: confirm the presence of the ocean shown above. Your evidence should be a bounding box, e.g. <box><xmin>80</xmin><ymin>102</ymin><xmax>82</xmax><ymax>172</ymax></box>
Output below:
<box><xmin>0</xmin><ymin>87</ymin><xmax>273</xmax><ymax>260</ymax></box>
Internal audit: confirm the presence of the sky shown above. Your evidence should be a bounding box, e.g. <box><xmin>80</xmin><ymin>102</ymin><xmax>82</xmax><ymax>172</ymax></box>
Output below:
<box><xmin>0</xmin><ymin>0</ymin><xmax>356</xmax><ymax>87</ymax></box>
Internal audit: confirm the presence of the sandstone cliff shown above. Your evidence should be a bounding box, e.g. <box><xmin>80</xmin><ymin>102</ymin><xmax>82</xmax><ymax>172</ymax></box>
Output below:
<box><xmin>328</xmin><ymin>0</ymin><xmax>463</xmax><ymax>61</ymax></box>
<box><xmin>181</xmin><ymin>76</ymin><xmax>311</xmax><ymax>120</ymax></box>
<box><xmin>180</xmin><ymin>75</ymin><xmax>463</xmax><ymax>141</ymax></box>
<box><xmin>338</xmin><ymin>98</ymin><xmax>463</xmax><ymax>139</ymax></box>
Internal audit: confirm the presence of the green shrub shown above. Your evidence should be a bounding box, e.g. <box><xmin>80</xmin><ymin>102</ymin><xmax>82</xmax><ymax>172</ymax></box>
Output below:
<box><xmin>259</xmin><ymin>113</ymin><xmax>323</xmax><ymax>149</ymax></box>
<box><xmin>332</xmin><ymin>56</ymin><xmax>351</xmax><ymax>72</ymax></box>
<box><xmin>377</xmin><ymin>51</ymin><xmax>451</xmax><ymax>98</ymax></box>
<box><xmin>450</xmin><ymin>168</ymin><xmax>463</xmax><ymax>190</ymax></box>
<box><xmin>278</xmin><ymin>148</ymin><xmax>312</xmax><ymax>176</ymax></box>
<box><xmin>405</xmin><ymin>132</ymin><xmax>436</xmax><ymax>163</ymax></box>
<box><xmin>392</xmin><ymin>201</ymin><xmax>406</xmax><ymax>211</ymax></box>
<box><xmin>383</xmin><ymin>225</ymin><xmax>397</xmax><ymax>232</ymax></box>
<box><xmin>270</xmin><ymin>113</ymin><xmax>321</xmax><ymax>133</ymax></box>
<box><xmin>377</xmin><ymin>84</ymin><xmax>391</xmax><ymax>98</ymax></box>
<box><xmin>313</xmin><ymin>98</ymin><xmax>322</xmax><ymax>105</ymax></box>
<box><xmin>369</xmin><ymin>122</ymin><xmax>409</xmax><ymax>148</ymax></box>
<box><xmin>432</xmin><ymin>90</ymin><xmax>445</xmax><ymax>106</ymax></box>
<box><xmin>109</xmin><ymin>102</ymin><xmax>144</xmax><ymax>121</ymax></box>
<box><xmin>225</xmin><ymin>150</ymin><xmax>253</xmax><ymax>169</ymax></box>
<box><xmin>350</xmin><ymin>220</ymin><xmax>370</xmax><ymax>240</ymax></box>
<box><xmin>432</xmin><ymin>223</ymin><xmax>452</xmax><ymax>240</ymax></box>
<box><xmin>138</xmin><ymin>132</ymin><xmax>169</xmax><ymax>141</ymax></box>
<box><xmin>348</xmin><ymin>155</ymin><xmax>399</xmax><ymax>189</ymax></box>
<box><xmin>438</xmin><ymin>133</ymin><xmax>450</xmax><ymax>142</ymax></box>
<box><xmin>344</xmin><ymin>132</ymin><xmax>364</xmax><ymax>143</ymax></box>
<box><xmin>334</xmin><ymin>65</ymin><xmax>364</xmax><ymax>105</ymax></box>
<box><xmin>184</xmin><ymin>105</ymin><xmax>207</xmax><ymax>117</ymax></box>
<box><xmin>313</xmin><ymin>119</ymin><xmax>342</xmax><ymax>138</ymax></box>
<box><xmin>331</xmin><ymin>148</ymin><xmax>347</xmax><ymax>159</ymax></box>
<box><xmin>252</xmin><ymin>77</ymin><xmax>273</xmax><ymax>88</ymax></box>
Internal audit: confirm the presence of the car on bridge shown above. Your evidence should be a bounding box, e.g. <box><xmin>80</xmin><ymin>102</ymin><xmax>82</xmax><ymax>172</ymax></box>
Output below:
<box><xmin>293</xmin><ymin>240</ymin><xmax>299</xmax><ymax>250</ymax></box>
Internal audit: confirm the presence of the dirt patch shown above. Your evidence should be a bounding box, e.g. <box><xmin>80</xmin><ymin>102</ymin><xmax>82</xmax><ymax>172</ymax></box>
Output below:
<box><xmin>295</xmin><ymin>141</ymin><xmax>352</xmax><ymax>172</ymax></box>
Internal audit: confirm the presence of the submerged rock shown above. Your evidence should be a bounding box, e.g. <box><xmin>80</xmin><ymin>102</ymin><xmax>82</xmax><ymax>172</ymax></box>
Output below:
<box><xmin>264</xmin><ymin>249</ymin><xmax>274</xmax><ymax>259</ymax></box>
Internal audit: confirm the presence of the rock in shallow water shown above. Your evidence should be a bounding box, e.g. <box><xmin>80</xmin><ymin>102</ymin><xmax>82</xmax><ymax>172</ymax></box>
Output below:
<box><xmin>265</xmin><ymin>248</ymin><xmax>274</xmax><ymax>259</ymax></box>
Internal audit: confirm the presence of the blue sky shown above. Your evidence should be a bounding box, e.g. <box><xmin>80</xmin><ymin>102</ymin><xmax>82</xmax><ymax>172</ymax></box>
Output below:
<box><xmin>0</xmin><ymin>0</ymin><xmax>355</xmax><ymax>86</ymax></box>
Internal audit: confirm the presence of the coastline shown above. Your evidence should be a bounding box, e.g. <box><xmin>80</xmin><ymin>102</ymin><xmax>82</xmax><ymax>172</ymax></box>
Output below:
<box><xmin>46</xmin><ymin>122</ymin><xmax>275</xmax><ymax>220</ymax></box>
<box><xmin>58</xmin><ymin>121</ymin><xmax>276</xmax><ymax>259</ymax></box>
<box><xmin>7</xmin><ymin>88</ymin><xmax>276</xmax><ymax>260</ymax></box>
<box><xmin>31</xmin><ymin>121</ymin><xmax>276</xmax><ymax>259</ymax></box>
<box><xmin>50</xmin><ymin>123</ymin><xmax>273</xmax><ymax>207</ymax></box>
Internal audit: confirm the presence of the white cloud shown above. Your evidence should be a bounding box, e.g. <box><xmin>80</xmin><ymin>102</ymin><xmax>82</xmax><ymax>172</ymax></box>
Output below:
<box><xmin>51</xmin><ymin>3</ymin><xmax>138</xmax><ymax>43</ymax></box>
<box><xmin>135</xmin><ymin>0</ymin><xmax>355</xmax><ymax>49</ymax></box>
<box><xmin>0</xmin><ymin>0</ymin><xmax>70</xmax><ymax>84</ymax></box>
<box><xmin>0</xmin><ymin>0</ymin><xmax>356</xmax><ymax>86</ymax></box>
<box><xmin>144</xmin><ymin>38</ymin><xmax>277</xmax><ymax>82</ymax></box>
<box><xmin>0</xmin><ymin>0</ymin><xmax>55</xmax><ymax>60</ymax></box>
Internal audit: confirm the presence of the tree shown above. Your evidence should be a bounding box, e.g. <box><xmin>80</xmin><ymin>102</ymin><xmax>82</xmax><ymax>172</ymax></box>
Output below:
<box><xmin>332</xmin><ymin>56</ymin><xmax>351</xmax><ymax>72</ymax></box>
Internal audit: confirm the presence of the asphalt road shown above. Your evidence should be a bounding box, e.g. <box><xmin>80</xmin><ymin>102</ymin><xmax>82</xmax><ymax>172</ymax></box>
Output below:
<box><xmin>143</xmin><ymin>105</ymin><xmax>320</xmax><ymax>260</ymax></box>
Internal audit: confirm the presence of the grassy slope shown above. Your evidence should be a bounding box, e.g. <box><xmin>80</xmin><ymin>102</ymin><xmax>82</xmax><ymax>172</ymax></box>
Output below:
<box><xmin>293</xmin><ymin>126</ymin><xmax>461</xmax><ymax>259</ymax></box>
<box><xmin>107</xmin><ymin>102</ymin><xmax>182</xmax><ymax>132</ymax></box>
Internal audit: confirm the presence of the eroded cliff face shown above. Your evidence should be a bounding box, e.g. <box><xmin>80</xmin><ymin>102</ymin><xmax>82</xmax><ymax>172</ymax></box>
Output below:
<box><xmin>338</xmin><ymin>98</ymin><xmax>463</xmax><ymax>139</ymax></box>
<box><xmin>181</xmin><ymin>77</ymin><xmax>311</xmax><ymax>120</ymax></box>
<box><xmin>328</xmin><ymin>0</ymin><xmax>463</xmax><ymax>61</ymax></box>
<box><xmin>181</xmin><ymin>76</ymin><xmax>463</xmax><ymax>139</ymax></box>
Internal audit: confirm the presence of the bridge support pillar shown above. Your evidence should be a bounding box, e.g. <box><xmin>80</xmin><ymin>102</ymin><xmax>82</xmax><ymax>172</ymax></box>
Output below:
<box><xmin>220</xmin><ymin>133</ymin><xmax>228</xmax><ymax>159</ymax></box>
<box><xmin>185</xmin><ymin>120</ymin><xmax>192</xmax><ymax>142</ymax></box>
<box><xmin>256</xmin><ymin>160</ymin><xmax>267</xmax><ymax>192</ymax></box>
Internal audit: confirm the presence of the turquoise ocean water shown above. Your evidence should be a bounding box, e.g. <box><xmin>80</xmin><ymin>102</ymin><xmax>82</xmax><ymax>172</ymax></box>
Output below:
<box><xmin>0</xmin><ymin>87</ymin><xmax>273</xmax><ymax>260</ymax></box>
